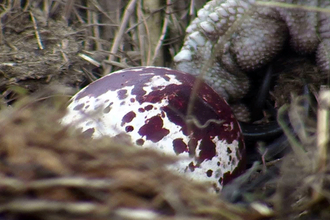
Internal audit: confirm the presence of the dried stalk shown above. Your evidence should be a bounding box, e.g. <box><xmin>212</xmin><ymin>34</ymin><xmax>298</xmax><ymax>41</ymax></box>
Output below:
<box><xmin>104</xmin><ymin>0</ymin><xmax>138</xmax><ymax>74</ymax></box>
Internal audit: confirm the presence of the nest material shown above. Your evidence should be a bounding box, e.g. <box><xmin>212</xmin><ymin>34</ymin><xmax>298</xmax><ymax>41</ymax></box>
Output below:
<box><xmin>0</xmin><ymin>0</ymin><xmax>202</xmax><ymax>98</ymax></box>
<box><xmin>0</xmin><ymin>6</ymin><xmax>86</xmax><ymax>96</ymax></box>
<box><xmin>272</xmin><ymin>56</ymin><xmax>327</xmax><ymax>107</ymax></box>
<box><xmin>0</xmin><ymin>94</ymin><xmax>267</xmax><ymax>220</ymax></box>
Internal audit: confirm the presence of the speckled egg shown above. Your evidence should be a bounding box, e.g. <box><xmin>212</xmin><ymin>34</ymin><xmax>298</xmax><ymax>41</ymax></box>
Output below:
<box><xmin>62</xmin><ymin>66</ymin><xmax>245</xmax><ymax>191</ymax></box>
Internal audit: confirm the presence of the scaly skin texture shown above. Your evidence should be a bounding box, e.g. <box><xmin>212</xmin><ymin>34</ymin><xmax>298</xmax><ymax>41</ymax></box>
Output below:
<box><xmin>174</xmin><ymin>0</ymin><xmax>330</xmax><ymax>102</ymax></box>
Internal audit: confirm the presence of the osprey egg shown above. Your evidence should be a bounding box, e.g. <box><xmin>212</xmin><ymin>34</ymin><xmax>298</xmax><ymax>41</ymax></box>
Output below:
<box><xmin>62</xmin><ymin>66</ymin><xmax>245</xmax><ymax>191</ymax></box>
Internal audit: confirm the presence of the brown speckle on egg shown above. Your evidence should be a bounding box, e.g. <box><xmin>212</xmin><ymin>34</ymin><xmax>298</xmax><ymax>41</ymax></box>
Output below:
<box><xmin>82</xmin><ymin>128</ymin><xmax>95</xmax><ymax>138</ymax></box>
<box><xmin>207</xmin><ymin>169</ymin><xmax>213</xmax><ymax>177</ymax></box>
<box><xmin>122</xmin><ymin>111</ymin><xmax>136</xmax><ymax>123</ymax></box>
<box><xmin>73</xmin><ymin>103</ymin><xmax>85</xmax><ymax>111</ymax></box>
<box><xmin>138</xmin><ymin>115</ymin><xmax>170</xmax><ymax>143</ymax></box>
<box><xmin>173</xmin><ymin>138</ymin><xmax>188</xmax><ymax>154</ymax></box>
<box><xmin>136</xmin><ymin>139</ymin><xmax>145</xmax><ymax>146</ymax></box>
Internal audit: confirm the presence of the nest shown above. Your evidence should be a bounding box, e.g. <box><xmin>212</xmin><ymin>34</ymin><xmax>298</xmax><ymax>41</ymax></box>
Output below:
<box><xmin>0</xmin><ymin>4</ymin><xmax>85</xmax><ymax>97</ymax></box>
<box><xmin>0</xmin><ymin>93</ymin><xmax>268</xmax><ymax>220</ymax></box>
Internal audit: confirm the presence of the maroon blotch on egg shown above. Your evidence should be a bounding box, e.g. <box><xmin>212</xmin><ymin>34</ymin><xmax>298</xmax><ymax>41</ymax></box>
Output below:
<box><xmin>62</xmin><ymin>66</ymin><xmax>245</xmax><ymax>191</ymax></box>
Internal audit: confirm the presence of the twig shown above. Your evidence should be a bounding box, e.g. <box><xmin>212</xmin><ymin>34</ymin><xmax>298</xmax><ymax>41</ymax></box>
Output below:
<box><xmin>78</xmin><ymin>53</ymin><xmax>101</xmax><ymax>67</ymax></box>
<box><xmin>137</xmin><ymin>2</ymin><xmax>148</xmax><ymax>66</ymax></box>
<box><xmin>63</xmin><ymin>0</ymin><xmax>75</xmax><ymax>23</ymax></box>
<box><xmin>92</xmin><ymin>7</ymin><xmax>102</xmax><ymax>50</ymax></box>
<box><xmin>186</xmin><ymin>116</ymin><xmax>224</xmax><ymax>129</ymax></box>
<box><xmin>104</xmin><ymin>0</ymin><xmax>138</xmax><ymax>74</ymax></box>
<box><xmin>90</xmin><ymin>0</ymin><xmax>117</xmax><ymax>22</ymax></box>
<box><xmin>85</xmin><ymin>1</ymin><xmax>93</xmax><ymax>50</ymax></box>
<box><xmin>151</xmin><ymin>0</ymin><xmax>170</xmax><ymax>66</ymax></box>
<box><xmin>43</xmin><ymin>0</ymin><xmax>50</xmax><ymax>22</ymax></box>
<box><xmin>189</xmin><ymin>0</ymin><xmax>195</xmax><ymax>17</ymax></box>
<box><xmin>316</xmin><ymin>88</ymin><xmax>330</xmax><ymax>171</ymax></box>
<box><xmin>103</xmin><ymin>60</ymin><xmax>130</xmax><ymax>69</ymax></box>
<box><xmin>60</xmin><ymin>39</ymin><xmax>69</xmax><ymax>62</ymax></box>
<box><xmin>0</xmin><ymin>177</ymin><xmax>115</xmax><ymax>191</ymax></box>
<box><xmin>29</xmin><ymin>11</ymin><xmax>44</xmax><ymax>50</ymax></box>
<box><xmin>277</xmin><ymin>104</ymin><xmax>308</xmax><ymax>166</ymax></box>
<box><xmin>142</xmin><ymin>0</ymin><xmax>164</xmax><ymax>66</ymax></box>
<box><xmin>143</xmin><ymin>6</ymin><xmax>152</xmax><ymax>65</ymax></box>
<box><xmin>0</xmin><ymin>200</ymin><xmax>101</xmax><ymax>215</ymax></box>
